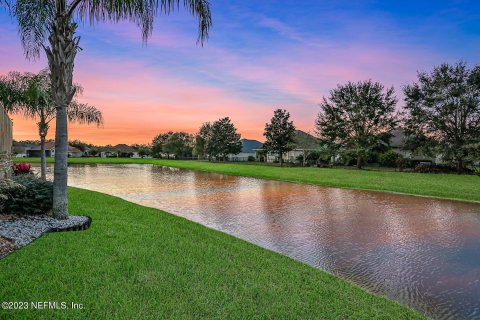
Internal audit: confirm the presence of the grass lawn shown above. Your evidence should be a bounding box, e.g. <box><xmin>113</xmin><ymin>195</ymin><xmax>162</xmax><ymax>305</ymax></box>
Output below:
<box><xmin>23</xmin><ymin>157</ymin><xmax>480</xmax><ymax>202</ymax></box>
<box><xmin>0</xmin><ymin>188</ymin><xmax>424</xmax><ymax>319</ymax></box>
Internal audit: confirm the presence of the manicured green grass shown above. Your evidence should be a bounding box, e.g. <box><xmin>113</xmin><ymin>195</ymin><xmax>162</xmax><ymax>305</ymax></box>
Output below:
<box><xmin>0</xmin><ymin>188</ymin><xmax>423</xmax><ymax>319</ymax></box>
<box><xmin>22</xmin><ymin>157</ymin><xmax>480</xmax><ymax>201</ymax></box>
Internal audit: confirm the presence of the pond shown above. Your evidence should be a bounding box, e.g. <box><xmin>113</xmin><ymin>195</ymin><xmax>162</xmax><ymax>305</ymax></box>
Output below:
<box><xmin>46</xmin><ymin>164</ymin><xmax>480</xmax><ymax>319</ymax></box>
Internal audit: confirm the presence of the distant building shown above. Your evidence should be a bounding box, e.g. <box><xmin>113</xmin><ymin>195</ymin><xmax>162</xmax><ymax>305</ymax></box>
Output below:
<box><xmin>100</xmin><ymin>144</ymin><xmax>139</xmax><ymax>158</ymax></box>
<box><xmin>389</xmin><ymin>129</ymin><xmax>440</xmax><ymax>163</ymax></box>
<box><xmin>265</xmin><ymin>130</ymin><xmax>321</xmax><ymax>163</ymax></box>
<box><xmin>25</xmin><ymin>141</ymin><xmax>83</xmax><ymax>158</ymax></box>
<box><xmin>228</xmin><ymin>139</ymin><xmax>263</xmax><ymax>161</ymax></box>
<box><xmin>13</xmin><ymin>144</ymin><xmax>34</xmax><ymax>158</ymax></box>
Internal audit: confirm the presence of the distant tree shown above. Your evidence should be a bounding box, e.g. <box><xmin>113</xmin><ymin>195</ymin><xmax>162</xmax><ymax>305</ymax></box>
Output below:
<box><xmin>404</xmin><ymin>61</ymin><xmax>480</xmax><ymax>172</ymax></box>
<box><xmin>315</xmin><ymin>80</ymin><xmax>398</xmax><ymax>169</ymax></box>
<box><xmin>133</xmin><ymin>144</ymin><xmax>151</xmax><ymax>158</ymax></box>
<box><xmin>151</xmin><ymin>132</ymin><xmax>172</xmax><ymax>158</ymax></box>
<box><xmin>193</xmin><ymin>122</ymin><xmax>212</xmax><ymax>159</ymax></box>
<box><xmin>69</xmin><ymin>139</ymin><xmax>89</xmax><ymax>152</ymax></box>
<box><xmin>137</xmin><ymin>147</ymin><xmax>151</xmax><ymax>158</ymax></box>
<box><xmin>209</xmin><ymin>117</ymin><xmax>242</xmax><ymax>161</ymax></box>
<box><xmin>263</xmin><ymin>109</ymin><xmax>296</xmax><ymax>166</ymax></box>
<box><xmin>0</xmin><ymin>70</ymin><xmax>103</xmax><ymax>179</ymax></box>
<box><xmin>194</xmin><ymin>122</ymin><xmax>213</xmax><ymax>159</ymax></box>
<box><xmin>162</xmin><ymin>132</ymin><xmax>193</xmax><ymax>159</ymax></box>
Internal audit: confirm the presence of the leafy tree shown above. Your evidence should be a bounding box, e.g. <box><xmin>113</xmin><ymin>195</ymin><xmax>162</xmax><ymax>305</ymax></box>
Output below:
<box><xmin>133</xmin><ymin>144</ymin><xmax>151</xmax><ymax>158</ymax></box>
<box><xmin>193</xmin><ymin>122</ymin><xmax>212</xmax><ymax>159</ymax></box>
<box><xmin>315</xmin><ymin>80</ymin><xmax>398</xmax><ymax>169</ymax></box>
<box><xmin>379</xmin><ymin>150</ymin><xmax>401</xmax><ymax>168</ymax></box>
<box><xmin>162</xmin><ymin>132</ymin><xmax>193</xmax><ymax>159</ymax></box>
<box><xmin>404</xmin><ymin>61</ymin><xmax>480</xmax><ymax>172</ymax></box>
<box><xmin>69</xmin><ymin>139</ymin><xmax>89</xmax><ymax>152</ymax></box>
<box><xmin>209</xmin><ymin>117</ymin><xmax>242</xmax><ymax>161</ymax></box>
<box><xmin>263</xmin><ymin>109</ymin><xmax>296</xmax><ymax>166</ymax></box>
<box><xmin>137</xmin><ymin>147</ymin><xmax>151</xmax><ymax>158</ymax></box>
<box><xmin>2</xmin><ymin>0</ymin><xmax>211</xmax><ymax>219</ymax></box>
<box><xmin>151</xmin><ymin>132</ymin><xmax>171</xmax><ymax>158</ymax></box>
<box><xmin>0</xmin><ymin>70</ymin><xmax>103</xmax><ymax>179</ymax></box>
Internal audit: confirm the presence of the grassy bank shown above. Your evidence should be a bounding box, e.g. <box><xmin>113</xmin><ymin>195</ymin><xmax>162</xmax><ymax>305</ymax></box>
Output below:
<box><xmin>22</xmin><ymin>157</ymin><xmax>480</xmax><ymax>201</ymax></box>
<box><xmin>0</xmin><ymin>188</ymin><xmax>423</xmax><ymax>319</ymax></box>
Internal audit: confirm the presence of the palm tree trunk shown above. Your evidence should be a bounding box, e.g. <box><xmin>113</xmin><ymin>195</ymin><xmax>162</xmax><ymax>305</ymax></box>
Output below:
<box><xmin>37</xmin><ymin>117</ymin><xmax>48</xmax><ymax>180</ymax></box>
<box><xmin>40</xmin><ymin>134</ymin><xmax>47</xmax><ymax>180</ymax></box>
<box><xmin>53</xmin><ymin>105</ymin><xmax>69</xmax><ymax>219</ymax></box>
<box><xmin>44</xmin><ymin>4</ymin><xmax>79</xmax><ymax>219</ymax></box>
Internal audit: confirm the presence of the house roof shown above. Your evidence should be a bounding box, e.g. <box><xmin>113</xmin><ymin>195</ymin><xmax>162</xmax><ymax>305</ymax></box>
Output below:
<box><xmin>28</xmin><ymin>142</ymin><xmax>82</xmax><ymax>153</ymax></box>
<box><xmin>390</xmin><ymin>129</ymin><xmax>407</xmax><ymax>148</ymax></box>
<box><xmin>293</xmin><ymin>130</ymin><xmax>320</xmax><ymax>150</ymax></box>
<box><xmin>240</xmin><ymin>139</ymin><xmax>263</xmax><ymax>153</ymax></box>
<box><xmin>13</xmin><ymin>145</ymin><xmax>33</xmax><ymax>153</ymax></box>
<box><xmin>68</xmin><ymin>146</ymin><xmax>83</xmax><ymax>153</ymax></box>
<box><xmin>103</xmin><ymin>144</ymin><xmax>138</xmax><ymax>153</ymax></box>
<box><xmin>29</xmin><ymin>141</ymin><xmax>56</xmax><ymax>151</ymax></box>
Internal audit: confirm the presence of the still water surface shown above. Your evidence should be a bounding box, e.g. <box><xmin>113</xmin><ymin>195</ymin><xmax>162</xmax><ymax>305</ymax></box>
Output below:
<box><xmin>50</xmin><ymin>164</ymin><xmax>480</xmax><ymax>319</ymax></box>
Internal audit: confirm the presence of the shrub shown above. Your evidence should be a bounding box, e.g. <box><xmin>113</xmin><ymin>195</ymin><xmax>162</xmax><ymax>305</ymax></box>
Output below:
<box><xmin>247</xmin><ymin>155</ymin><xmax>256</xmax><ymax>162</ymax></box>
<box><xmin>0</xmin><ymin>176</ymin><xmax>53</xmax><ymax>215</ymax></box>
<box><xmin>379</xmin><ymin>150</ymin><xmax>401</xmax><ymax>167</ymax></box>
<box><xmin>0</xmin><ymin>179</ymin><xmax>26</xmax><ymax>213</ymax></box>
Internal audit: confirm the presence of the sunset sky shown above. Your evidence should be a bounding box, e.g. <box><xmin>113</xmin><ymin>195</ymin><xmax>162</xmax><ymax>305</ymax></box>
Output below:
<box><xmin>1</xmin><ymin>1</ymin><xmax>480</xmax><ymax>145</ymax></box>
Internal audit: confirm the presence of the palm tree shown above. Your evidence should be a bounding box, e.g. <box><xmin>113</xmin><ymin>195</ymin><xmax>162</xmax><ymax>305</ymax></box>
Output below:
<box><xmin>0</xmin><ymin>69</ymin><xmax>103</xmax><ymax>180</ymax></box>
<box><xmin>1</xmin><ymin>1</ymin><xmax>211</xmax><ymax>219</ymax></box>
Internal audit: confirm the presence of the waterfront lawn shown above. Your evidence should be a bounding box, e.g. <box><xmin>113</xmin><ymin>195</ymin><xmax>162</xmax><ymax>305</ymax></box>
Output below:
<box><xmin>0</xmin><ymin>188</ymin><xmax>423</xmax><ymax>319</ymax></box>
<box><xmin>23</xmin><ymin>157</ymin><xmax>480</xmax><ymax>202</ymax></box>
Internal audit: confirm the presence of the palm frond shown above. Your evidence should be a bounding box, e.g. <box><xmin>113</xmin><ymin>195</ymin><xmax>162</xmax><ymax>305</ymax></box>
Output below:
<box><xmin>0</xmin><ymin>0</ymin><xmax>13</xmax><ymax>12</ymax></box>
<box><xmin>0</xmin><ymin>72</ymin><xmax>23</xmax><ymax>113</ymax></box>
<box><xmin>75</xmin><ymin>0</ymin><xmax>211</xmax><ymax>44</ymax></box>
<box><xmin>68</xmin><ymin>101</ymin><xmax>104</xmax><ymax>126</ymax></box>
<box><xmin>11</xmin><ymin>0</ymin><xmax>55</xmax><ymax>59</ymax></box>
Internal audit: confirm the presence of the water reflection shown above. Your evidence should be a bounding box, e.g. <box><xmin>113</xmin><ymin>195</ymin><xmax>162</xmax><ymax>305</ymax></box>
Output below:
<box><xmin>44</xmin><ymin>164</ymin><xmax>480</xmax><ymax>319</ymax></box>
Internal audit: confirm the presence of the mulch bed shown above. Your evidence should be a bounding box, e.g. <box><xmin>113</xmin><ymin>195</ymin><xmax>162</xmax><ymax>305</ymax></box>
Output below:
<box><xmin>0</xmin><ymin>236</ymin><xmax>21</xmax><ymax>259</ymax></box>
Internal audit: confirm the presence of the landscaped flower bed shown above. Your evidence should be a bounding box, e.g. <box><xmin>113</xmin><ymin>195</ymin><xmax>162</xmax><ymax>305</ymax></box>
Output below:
<box><xmin>0</xmin><ymin>165</ymin><xmax>92</xmax><ymax>259</ymax></box>
<box><xmin>0</xmin><ymin>214</ymin><xmax>91</xmax><ymax>259</ymax></box>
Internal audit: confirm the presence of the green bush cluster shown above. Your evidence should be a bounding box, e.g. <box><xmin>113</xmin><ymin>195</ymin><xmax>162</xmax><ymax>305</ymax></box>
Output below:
<box><xmin>379</xmin><ymin>150</ymin><xmax>402</xmax><ymax>167</ymax></box>
<box><xmin>0</xmin><ymin>176</ymin><xmax>53</xmax><ymax>215</ymax></box>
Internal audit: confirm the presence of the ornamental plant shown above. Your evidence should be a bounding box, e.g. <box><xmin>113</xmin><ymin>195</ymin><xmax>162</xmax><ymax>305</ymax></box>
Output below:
<box><xmin>13</xmin><ymin>163</ymin><xmax>32</xmax><ymax>175</ymax></box>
